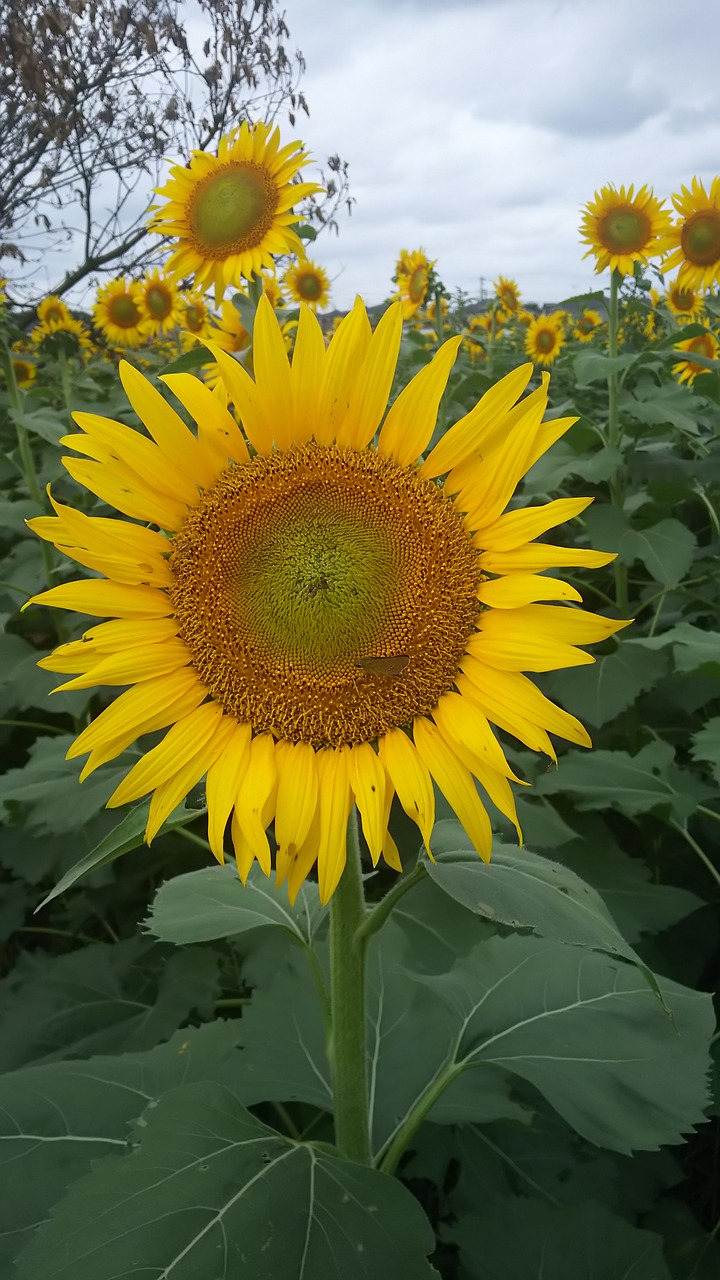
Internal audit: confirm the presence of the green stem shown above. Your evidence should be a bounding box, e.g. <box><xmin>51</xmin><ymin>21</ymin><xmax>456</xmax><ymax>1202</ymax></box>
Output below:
<box><xmin>357</xmin><ymin>861</ymin><xmax>426</xmax><ymax>945</ymax></box>
<box><xmin>0</xmin><ymin>342</ymin><xmax>61</xmax><ymax>587</ymax></box>
<box><xmin>379</xmin><ymin>1063</ymin><xmax>464</xmax><ymax>1176</ymax></box>
<box><xmin>433</xmin><ymin>287</ymin><xmax>445</xmax><ymax>347</ymax></box>
<box><xmin>669</xmin><ymin>818</ymin><xmax>720</xmax><ymax>889</ymax></box>
<box><xmin>328</xmin><ymin>810</ymin><xmax>371</xmax><ymax>1164</ymax></box>
<box><xmin>607</xmin><ymin>270</ymin><xmax>629</xmax><ymax>617</ymax></box>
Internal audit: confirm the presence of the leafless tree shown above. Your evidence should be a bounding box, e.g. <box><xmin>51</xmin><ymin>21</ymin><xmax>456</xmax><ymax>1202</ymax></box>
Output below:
<box><xmin>1</xmin><ymin>0</ymin><xmax>351</xmax><ymax>315</ymax></box>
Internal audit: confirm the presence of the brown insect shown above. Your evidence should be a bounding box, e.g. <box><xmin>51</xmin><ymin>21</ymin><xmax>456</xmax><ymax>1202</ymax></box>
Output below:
<box><xmin>355</xmin><ymin>655</ymin><xmax>410</xmax><ymax>677</ymax></box>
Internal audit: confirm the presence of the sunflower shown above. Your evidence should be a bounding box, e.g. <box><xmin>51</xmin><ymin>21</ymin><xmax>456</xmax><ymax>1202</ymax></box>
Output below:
<box><xmin>179</xmin><ymin>292</ymin><xmax>215</xmax><ymax>348</ymax></box>
<box><xmin>672</xmin><ymin>328</ymin><xmax>720</xmax><ymax>384</ymax></box>
<box><xmin>494</xmin><ymin>276</ymin><xmax>521</xmax><ymax>313</ymax></box>
<box><xmin>395</xmin><ymin>249</ymin><xmax>433</xmax><ymax>319</ymax></box>
<box><xmin>201</xmin><ymin>300</ymin><xmax>252</xmax><ymax>394</ymax></box>
<box><xmin>11</xmin><ymin>357</ymin><xmax>37</xmax><ymax>388</ymax></box>
<box><xmin>151</xmin><ymin>121</ymin><xmax>322</xmax><ymax>305</ymax></box>
<box><xmin>574</xmin><ymin>308</ymin><xmax>604</xmax><ymax>342</ymax></box>
<box><xmin>37</xmin><ymin>295</ymin><xmax>72</xmax><ymax>326</ymax></box>
<box><xmin>31</xmin><ymin>315</ymin><xmax>93</xmax><ymax>359</ymax></box>
<box><xmin>93</xmin><ymin>278</ymin><xmax>147</xmax><ymax>348</ymax></box>
<box><xmin>26</xmin><ymin>296</ymin><xmax>626</xmax><ymax>904</ymax></box>
<box><xmin>525</xmin><ymin>313</ymin><xmax>565</xmax><ymax>365</ymax></box>
<box><xmin>282</xmin><ymin>257</ymin><xmax>331</xmax><ymax>310</ymax></box>
<box><xmin>659</xmin><ymin>177</ymin><xmax>720</xmax><ymax>291</ymax></box>
<box><xmin>580</xmin><ymin>183</ymin><xmax>671</xmax><ymax>276</ymax></box>
<box><xmin>424</xmin><ymin>297</ymin><xmax>449</xmax><ymax>325</ymax></box>
<box><xmin>139</xmin><ymin>269</ymin><xmax>181</xmax><ymax>337</ymax></box>
<box><xmin>260</xmin><ymin>269</ymin><xmax>285</xmax><ymax>311</ymax></box>
<box><xmin>663</xmin><ymin>278</ymin><xmax>705</xmax><ymax>322</ymax></box>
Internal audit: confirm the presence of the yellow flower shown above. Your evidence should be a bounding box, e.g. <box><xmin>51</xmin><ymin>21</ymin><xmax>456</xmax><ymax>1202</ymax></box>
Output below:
<box><xmin>26</xmin><ymin>297</ymin><xmax>626</xmax><ymax>904</ymax></box>
<box><xmin>282</xmin><ymin>257</ymin><xmax>331</xmax><ymax>310</ymax></box>
<box><xmin>31</xmin><ymin>315</ymin><xmax>93</xmax><ymax>359</ymax></box>
<box><xmin>37</xmin><ymin>296</ymin><xmax>72</xmax><ymax>326</ymax></box>
<box><xmin>179</xmin><ymin>292</ymin><xmax>215</xmax><ymax>348</ymax></box>
<box><xmin>139</xmin><ymin>270</ymin><xmax>181</xmax><ymax>337</ymax></box>
<box><xmin>574</xmin><ymin>309</ymin><xmax>604</xmax><ymax>342</ymax></box>
<box><xmin>260</xmin><ymin>269</ymin><xmax>285</xmax><ymax>311</ymax></box>
<box><xmin>201</xmin><ymin>300</ymin><xmax>252</xmax><ymax>394</ymax></box>
<box><xmin>672</xmin><ymin>328</ymin><xmax>720</xmax><ymax>384</ymax></box>
<box><xmin>579</xmin><ymin>183</ymin><xmax>671</xmax><ymax>276</ymax></box>
<box><xmin>494</xmin><ymin>276</ymin><xmax>521</xmax><ymax>312</ymax></box>
<box><xmin>663</xmin><ymin>278</ymin><xmax>705</xmax><ymax>322</ymax></box>
<box><xmin>93</xmin><ymin>278</ymin><xmax>147</xmax><ymax>348</ymax></box>
<box><xmin>151</xmin><ymin>121</ymin><xmax>322</xmax><ymax>305</ymax></box>
<box><xmin>395</xmin><ymin>249</ymin><xmax>433</xmax><ymax>319</ymax></box>
<box><xmin>525</xmin><ymin>313</ymin><xmax>565</xmax><ymax>365</ymax></box>
<box><xmin>659</xmin><ymin>177</ymin><xmax>720</xmax><ymax>291</ymax></box>
<box><xmin>11</xmin><ymin>357</ymin><xmax>37</xmax><ymax>388</ymax></box>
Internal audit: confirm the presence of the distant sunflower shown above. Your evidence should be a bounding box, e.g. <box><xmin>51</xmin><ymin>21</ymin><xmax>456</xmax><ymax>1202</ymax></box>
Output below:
<box><xmin>31</xmin><ymin>315</ymin><xmax>93</xmax><ymax>359</ymax></box>
<box><xmin>664</xmin><ymin>279</ymin><xmax>705</xmax><ymax>322</ymax></box>
<box><xmin>94</xmin><ymin>279</ymin><xmax>146</xmax><ymax>348</ymax></box>
<box><xmin>574</xmin><ymin>309</ymin><xmax>604</xmax><ymax>342</ymax></box>
<box><xmin>395</xmin><ymin>249</ymin><xmax>433</xmax><ymax>319</ymax></box>
<box><xmin>672</xmin><ymin>328</ymin><xmax>720</xmax><ymax>384</ymax></box>
<box><xmin>26</xmin><ymin>296</ymin><xmax>627</xmax><ymax>904</ymax></box>
<box><xmin>282</xmin><ymin>257</ymin><xmax>331</xmax><ymax>310</ymax></box>
<box><xmin>179</xmin><ymin>292</ymin><xmax>214</xmax><ymax>346</ymax></box>
<box><xmin>580</xmin><ymin>183</ymin><xmax>671</xmax><ymax>276</ymax></box>
<box><xmin>11</xmin><ymin>357</ymin><xmax>37</xmax><ymax>388</ymax></box>
<box><xmin>525</xmin><ymin>313</ymin><xmax>565</xmax><ymax>365</ymax></box>
<box><xmin>659</xmin><ymin>177</ymin><xmax>720</xmax><ymax>291</ymax></box>
<box><xmin>151</xmin><ymin>122</ymin><xmax>322</xmax><ymax>305</ymax></box>
<box><xmin>260</xmin><ymin>269</ymin><xmax>285</xmax><ymax>311</ymax></box>
<box><xmin>424</xmin><ymin>297</ymin><xmax>449</xmax><ymax>325</ymax></box>
<box><xmin>37</xmin><ymin>296</ymin><xmax>72</xmax><ymax>326</ymax></box>
<box><xmin>494</xmin><ymin>276</ymin><xmax>521</xmax><ymax>313</ymax></box>
<box><xmin>139</xmin><ymin>270</ymin><xmax>181</xmax><ymax>337</ymax></box>
<box><xmin>202</xmin><ymin>300</ymin><xmax>252</xmax><ymax>394</ymax></box>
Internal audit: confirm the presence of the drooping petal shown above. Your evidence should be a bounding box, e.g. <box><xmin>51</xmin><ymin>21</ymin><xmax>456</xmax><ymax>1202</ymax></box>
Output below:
<box><xmin>316</xmin><ymin>748</ymin><xmax>352</xmax><ymax>904</ymax></box>
<box><xmin>107</xmin><ymin>701</ymin><xmax>225</xmax><ymax>807</ymax></box>
<box><xmin>413</xmin><ymin>716</ymin><xmax>492</xmax><ymax>862</ymax></box>
<box><xmin>348</xmin><ymin>740</ymin><xmax>386</xmax><ymax>865</ymax></box>
<box><xmin>235</xmin><ymin>733</ymin><xmax>279</xmax><ymax>876</ymax></box>
<box><xmin>476</xmin><ymin>574</ymin><xmax>582</xmax><ymax>608</ymax></box>
<box><xmin>145</xmin><ymin>714</ymin><xmax>235</xmax><ymax>843</ymax></box>
<box><xmin>379</xmin><ymin>726</ymin><xmax>435</xmax><ymax>855</ymax></box>
<box><xmin>205</xmin><ymin>722</ymin><xmax>252</xmax><ymax>862</ymax></box>
<box><xmin>160</xmin><ymin>372</ymin><xmax>250</xmax><ymax>470</ymax></box>
<box><xmin>422</xmin><ymin>363</ymin><xmax>534</xmax><ymax>478</ymax></box>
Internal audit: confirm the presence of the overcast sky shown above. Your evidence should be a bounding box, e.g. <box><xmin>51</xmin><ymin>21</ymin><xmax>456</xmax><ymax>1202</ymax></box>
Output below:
<box><xmin>276</xmin><ymin>0</ymin><xmax>720</xmax><ymax>309</ymax></box>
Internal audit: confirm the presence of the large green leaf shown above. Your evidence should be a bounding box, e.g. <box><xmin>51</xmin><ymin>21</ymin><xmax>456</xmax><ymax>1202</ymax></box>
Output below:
<box><xmin>427</xmin><ymin>819</ymin><xmax>644</xmax><ymax>964</ymax></box>
<box><xmin>146</xmin><ymin>863</ymin><xmax>326</xmax><ymax>947</ymax></box>
<box><xmin>534</xmin><ymin>741</ymin><xmax>699</xmax><ymax>820</ymax></box>
<box><xmin>542</xmin><ymin>639</ymin><xmax>669</xmax><ymax>728</ymax></box>
<box><xmin>15</xmin><ymin>1083</ymin><xmax>438</xmax><ymax>1280</ymax></box>
<box><xmin>624</xmin><ymin>518</ymin><xmax>697</xmax><ymax>585</ymax></box>
<box><xmin>691</xmin><ymin>716</ymin><xmax>720</xmax><ymax>783</ymax></box>
<box><xmin>0</xmin><ymin>1023</ymin><xmax>241</xmax><ymax>1268</ymax></box>
<box><xmin>0</xmin><ymin>734</ymin><xmax>129</xmax><ymax>835</ymax></box>
<box><xmin>639</xmin><ymin>623</ymin><xmax>720</xmax><ymax>674</ymax></box>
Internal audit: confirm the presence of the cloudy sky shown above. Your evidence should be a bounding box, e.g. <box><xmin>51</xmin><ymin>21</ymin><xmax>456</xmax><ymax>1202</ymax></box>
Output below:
<box><xmin>276</xmin><ymin>0</ymin><xmax>720</xmax><ymax>309</ymax></box>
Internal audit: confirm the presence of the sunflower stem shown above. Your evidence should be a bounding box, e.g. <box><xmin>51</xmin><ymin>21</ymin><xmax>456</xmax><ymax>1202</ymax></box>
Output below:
<box><xmin>328</xmin><ymin>808</ymin><xmax>371</xmax><ymax>1164</ymax></box>
<box><xmin>607</xmin><ymin>269</ymin><xmax>629</xmax><ymax>616</ymax></box>
<box><xmin>433</xmin><ymin>287</ymin><xmax>445</xmax><ymax>347</ymax></box>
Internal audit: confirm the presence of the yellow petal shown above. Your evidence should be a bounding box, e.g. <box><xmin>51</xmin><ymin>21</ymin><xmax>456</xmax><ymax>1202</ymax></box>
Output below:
<box><xmin>458</xmin><ymin>660</ymin><xmax>591</xmax><ymax>752</ymax></box>
<box><xmin>26</xmin><ymin>580</ymin><xmax>172</xmax><ymax>620</ymax></box>
<box><xmin>445</xmin><ymin>378</ymin><xmax>550</xmax><ymax>496</ymax></box>
<box><xmin>77</xmin><ymin>679</ymin><xmax>207</xmax><ymax>782</ymax></box>
<box><xmin>67</xmin><ymin>668</ymin><xmax>205</xmax><ymax>760</ymax></box>
<box><xmin>160</xmin><ymin>372</ymin><xmax>250</xmax><ymax>470</ymax></box>
<box><xmin>285</xmin><ymin>806</ymin><xmax>322</xmax><ymax>903</ymax></box>
<box><xmin>432</xmin><ymin>709</ymin><xmax>522</xmax><ymax>840</ymax></box>
<box><xmin>70</xmin><ymin>413</ymin><xmax>200</xmax><ymax>506</ymax></box>
<box><xmin>457</xmin><ymin>390</ymin><xmax>547</xmax><ymax>531</ymax></box>
<box><xmin>474</xmin><ymin>497</ymin><xmax>594</xmax><ymax>552</ymax></box>
<box><xmin>274</xmin><ymin>739</ymin><xmax>319</xmax><ymax>861</ymax></box>
<box><xmin>201</xmin><ymin>339</ymin><xmax>273</xmax><ymax>455</ymax></box>
<box><xmin>231</xmin><ymin>810</ymin><xmax>257</xmax><ymax>883</ymax></box>
<box><xmin>203</xmin><ymin>721</ymin><xmax>253</xmax><ymax>862</ymax></box>
<box><xmin>378</xmin><ymin>335</ymin><xmax>462</xmax><ymax>465</ymax></box>
<box><xmin>316</xmin><ymin>748</ymin><xmax>352</xmax><ymax>904</ymax></box>
<box><xmin>62</xmin><ymin>457</ymin><xmax>188</xmax><ymax>530</ymax></box>
<box><xmin>348</xmin><ymin>741</ymin><xmax>386</xmax><ymax>865</ymax></box>
<box><xmin>252</xmin><ymin>296</ymin><xmax>294</xmax><ymax>448</ymax></box>
<box><xmin>38</xmin><ymin>618</ymin><xmax>180</xmax><ymax>674</ymax></box>
<box><xmin>378</xmin><ymin>726</ymin><xmax>435</xmax><ymax>855</ymax></box>
<box><xmin>413</xmin><ymin>716</ymin><xmax>492</xmax><ymax>862</ymax></box>
<box><xmin>478</xmin><ymin>544</ymin><xmax>617</xmax><ymax>574</ymax></box>
<box><xmin>526</xmin><ymin>415</ymin><xmax>578</xmax><ymax>470</ymax></box>
<box><xmin>236</xmin><ymin>733</ymin><xmax>278</xmax><ymax>876</ymax></box>
<box><xmin>336</xmin><ymin>302</ymin><xmax>403</xmax><ymax>449</ymax></box>
<box><xmin>316</xmin><ymin>298</ymin><xmax>372</xmax><ymax>444</ymax></box>
<box><xmin>467</xmin><ymin>627</ymin><xmax>596</xmax><ymax>672</ymax></box>
<box><xmin>50</xmin><ymin>637</ymin><xmax>191</xmax><ymax>692</ymax></box>
<box><xmin>431</xmin><ymin>690</ymin><xmax>521</xmax><ymax>781</ymax></box>
<box><xmin>290</xmin><ymin>305</ymin><xmax>326</xmax><ymax>445</ymax></box>
<box><xmin>477</xmin><ymin>574</ymin><xmax>582</xmax><ymax>608</ymax></box>
<box><xmin>479</xmin><ymin>604</ymin><xmax>632</xmax><ymax>647</ymax></box>
<box><xmin>108</xmin><ymin>701</ymin><xmax>224</xmax><ymax>807</ymax></box>
<box><xmin>118</xmin><ymin>361</ymin><xmax>214</xmax><ymax>489</ymax></box>
<box><xmin>422</xmin><ymin>363</ymin><xmax>534</xmax><ymax>478</ymax></box>
<box><xmin>145</xmin><ymin>715</ymin><xmax>235</xmax><ymax>843</ymax></box>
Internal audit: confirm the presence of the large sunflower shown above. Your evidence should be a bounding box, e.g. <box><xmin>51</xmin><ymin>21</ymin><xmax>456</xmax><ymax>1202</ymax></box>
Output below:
<box><xmin>525</xmin><ymin>313</ymin><xmax>565</xmax><ymax>365</ymax></box>
<box><xmin>283</xmin><ymin>257</ymin><xmax>331</xmax><ymax>310</ymax></box>
<box><xmin>659</xmin><ymin>177</ymin><xmax>720</xmax><ymax>291</ymax></box>
<box><xmin>672</xmin><ymin>328</ymin><xmax>720</xmax><ymax>384</ymax></box>
<box><xmin>580</xmin><ymin>183</ymin><xmax>671</xmax><ymax>276</ymax></box>
<box><xmin>139</xmin><ymin>269</ymin><xmax>181</xmax><ymax>337</ymax></box>
<box><xmin>31</xmin><ymin>315</ymin><xmax>93</xmax><ymax>359</ymax></box>
<box><xmin>27</xmin><ymin>297</ymin><xmax>626</xmax><ymax>904</ymax></box>
<box><xmin>395</xmin><ymin>249</ymin><xmax>433</xmax><ymax>319</ymax></box>
<box><xmin>93</xmin><ymin>278</ymin><xmax>147</xmax><ymax>348</ymax></box>
<box><xmin>151</xmin><ymin>122</ymin><xmax>322</xmax><ymax>305</ymax></box>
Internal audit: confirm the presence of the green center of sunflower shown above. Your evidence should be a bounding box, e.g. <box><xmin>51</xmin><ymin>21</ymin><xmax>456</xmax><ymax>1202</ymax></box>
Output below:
<box><xmin>185</xmin><ymin>304</ymin><xmax>204</xmax><ymax>332</ymax></box>
<box><xmin>146</xmin><ymin>284</ymin><xmax>173</xmax><ymax>320</ymax></box>
<box><xmin>408</xmin><ymin>266</ymin><xmax>427</xmax><ymax>304</ymax></box>
<box><xmin>168</xmin><ymin>442</ymin><xmax>482</xmax><ymax>748</ymax></box>
<box><xmin>188</xmin><ymin>163</ymin><xmax>278</xmax><ymax>256</ymax></box>
<box><xmin>109</xmin><ymin>295</ymin><xmax>140</xmax><ymax>328</ymax></box>
<box><xmin>536</xmin><ymin>329</ymin><xmax>556</xmax><ymax>353</ymax></box>
<box><xmin>681</xmin><ymin>212</ymin><xmax>720</xmax><ymax>265</ymax></box>
<box><xmin>599</xmin><ymin>208</ymin><xmax>650</xmax><ymax>254</ymax></box>
<box><xmin>297</xmin><ymin>271</ymin><xmax>323</xmax><ymax>301</ymax></box>
<box><xmin>672</xmin><ymin>288</ymin><xmax>694</xmax><ymax>311</ymax></box>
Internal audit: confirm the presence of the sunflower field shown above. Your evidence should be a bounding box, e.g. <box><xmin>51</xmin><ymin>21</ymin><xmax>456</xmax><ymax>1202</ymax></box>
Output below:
<box><xmin>0</xmin><ymin>128</ymin><xmax>718</xmax><ymax>1280</ymax></box>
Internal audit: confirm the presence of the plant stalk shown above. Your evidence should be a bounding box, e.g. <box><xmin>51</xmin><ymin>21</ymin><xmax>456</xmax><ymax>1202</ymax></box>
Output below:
<box><xmin>328</xmin><ymin>809</ymin><xmax>371</xmax><ymax>1164</ymax></box>
<box><xmin>606</xmin><ymin>270</ymin><xmax>629</xmax><ymax>616</ymax></box>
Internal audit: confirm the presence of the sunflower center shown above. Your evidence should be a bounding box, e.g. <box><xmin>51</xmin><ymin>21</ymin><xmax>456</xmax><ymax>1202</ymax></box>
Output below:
<box><xmin>408</xmin><ymin>266</ymin><xmax>427</xmax><ymax>304</ymax></box>
<box><xmin>168</xmin><ymin>442</ymin><xmax>482</xmax><ymax>749</ymax></box>
<box><xmin>672</xmin><ymin>288</ymin><xmax>694</xmax><ymax>310</ymax></box>
<box><xmin>146</xmin><ymin>284</ymin><xmax>173</xmax><ymax>320</ymax></box>
<box><xmin>536</xmin><ymin>329</ymin><xmax>556</xmax><ymax>353</ymax></box>
<box><xmin>688</xmin><ymin>333</ymin><xmax>714</xmax><ymax>360</ymax></box>
<box><xmin>681</xmin><ymin>212</ymin><xmax>720</xmax><ymax>266</ymax></box>
<box><xmin>188</xmin><ymin>163</ymin><xmax>278</xmax><ymax>257</ymax></box>
<box><xmin>185</xmin><ymin>304</ymin><xmax>204</xmax><ymax>332</ymax></box>
<box><xmin>44</xmin><ymin>305</ymin><xmax>65</xmax><ymax>323</ymax></box>
<box><xmin>108</xmin><ymin>295</ymin><xmax>141</xmax><ymax>328</ymax></box>
<box><xmin>599</xmin><ymin>208</ymin><xmax>650</xmax><ymax>254</ymax></box>
<box><xmin>297</xmin><ymin>271</ymin><xmax>323</xmax><ymax>301</ymax></box>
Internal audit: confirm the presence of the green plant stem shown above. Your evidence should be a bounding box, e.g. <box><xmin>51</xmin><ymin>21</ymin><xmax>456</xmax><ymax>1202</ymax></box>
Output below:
<box><xmin>433</xmin><ymin>286</ymin><xmax>445</xmax><ymax>347</ymax></box>
<box><xmin>606</xmin><ymin>270</ymin><xmax>629</xmax><ymax>617</ymax></box>
<box><xmin>379</xmin><ymin>1063</ymin><xmax>464</xmax><ymax>1176</ymax></box>
<box><xmin>0</xmin><ymin>718</ymin><xmax>68</xmax><ymax>735</ymax></box>
<box><xmin>0</xmin><ymin>342</ymin><xmax>59</xmax><ymax>596</ymax></box>
<box><xmin>669</xmin><ymin>818</ymin><xmax>720</xmax><ymax>888</ymax></box>
<box><xmin>328</xmin><ymin>810</ymin><xmax>371</xmax><ymax>1164</ymax></box>
<box><xmin>697</xmin><ymin>804</ymin><xmax>720</xmax><ymax>825</ymax></box>
<box><xmin>357</xmin><ymin>861</ymin><xmax>426</xmax><ymax>945</ymax></box>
